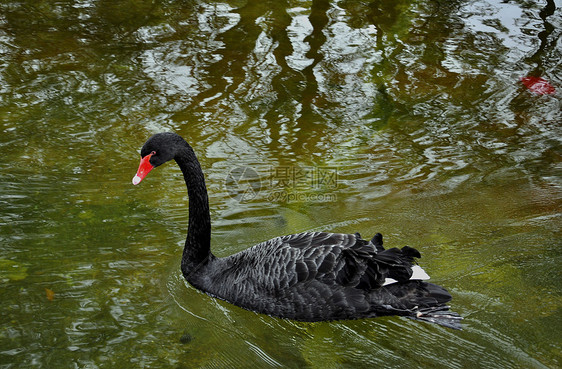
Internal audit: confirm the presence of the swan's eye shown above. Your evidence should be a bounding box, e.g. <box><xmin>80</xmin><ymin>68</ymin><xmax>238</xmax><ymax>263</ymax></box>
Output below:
<box><xmin>151</xmin><ymin>151</ymin><xmax>156</xmax><ymax>156</ymax></box>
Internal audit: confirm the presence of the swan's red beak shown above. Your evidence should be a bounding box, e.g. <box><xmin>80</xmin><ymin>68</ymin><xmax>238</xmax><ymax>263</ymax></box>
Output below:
<box><xmin>132</xmin><ymin>153</ymin><xmax>155</xmax><ymax>185</ymax></box>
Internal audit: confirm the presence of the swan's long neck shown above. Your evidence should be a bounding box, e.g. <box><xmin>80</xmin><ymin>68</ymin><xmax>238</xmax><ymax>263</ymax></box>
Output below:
<box><xmin>174</xmin><ymin>145</ymin><xmax>214</xmax><ymax>279</ymax></box>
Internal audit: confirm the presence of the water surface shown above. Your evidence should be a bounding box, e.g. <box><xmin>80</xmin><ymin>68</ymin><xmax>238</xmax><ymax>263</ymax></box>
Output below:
<box><xmin>1</xmin><ymin>0</ymin><xmax>561</xmax><ymax>367</ymax></box>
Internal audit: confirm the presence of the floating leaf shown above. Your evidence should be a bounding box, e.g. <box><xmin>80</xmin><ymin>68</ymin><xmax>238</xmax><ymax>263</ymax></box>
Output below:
<box><xmin>521</xmin><ymin>76</ymin><xmax>556</xmax><ymax>95</ymax></box>
<box><xmin>45</xmin><ymin>288</ymin><xmax>55</xmax><ymax>301</ymax></box>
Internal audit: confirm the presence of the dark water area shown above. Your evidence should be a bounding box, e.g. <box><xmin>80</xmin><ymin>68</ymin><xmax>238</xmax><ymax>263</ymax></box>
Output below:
<box><xmin>1</xmin><ymin>0</ymin><xmax>561</xmax><ymax>367</ymax></box>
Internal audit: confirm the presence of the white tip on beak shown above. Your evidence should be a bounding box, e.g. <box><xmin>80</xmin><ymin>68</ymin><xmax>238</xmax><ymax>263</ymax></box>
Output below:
<box><xmin>132</xmin><ymin>175</ymin><xmax>142</xmax><ymax>185</ymax></box>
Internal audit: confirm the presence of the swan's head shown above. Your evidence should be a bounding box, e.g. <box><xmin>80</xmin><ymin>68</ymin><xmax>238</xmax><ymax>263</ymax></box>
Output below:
<box><xmin>132</xmin><ymin>132</ymin><xmax>185</xmax><ymax>185</ymax></box>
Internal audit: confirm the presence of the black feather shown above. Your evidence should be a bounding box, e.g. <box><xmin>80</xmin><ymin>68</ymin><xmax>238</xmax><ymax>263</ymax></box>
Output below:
<box><xmin>371</xmin><ymin>233</ymin><xmax>384</xmax><ymax>252</ymax></box>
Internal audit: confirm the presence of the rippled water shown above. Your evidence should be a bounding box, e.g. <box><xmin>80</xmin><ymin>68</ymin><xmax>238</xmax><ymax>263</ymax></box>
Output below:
<box><xmin>1</xmin><ymin>0</ymin><xmax>561</xmax><ymax>367</ymax></box>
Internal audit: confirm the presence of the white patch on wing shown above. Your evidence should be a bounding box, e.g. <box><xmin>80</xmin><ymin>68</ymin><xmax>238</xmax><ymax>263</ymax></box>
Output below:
<box><xmin>382</xmin><ymin>278</ymin><xmax>397</xmax><ymax>286</ymax></box>
<box><xmin>382</xmin><ymin>266</ymin><xmax>431</xmax><ymax>286</ymax></box>
<box><xmin>411</xmin><ymin>265</ymin><xmax>430</xmax><ymax>280</ymax></box>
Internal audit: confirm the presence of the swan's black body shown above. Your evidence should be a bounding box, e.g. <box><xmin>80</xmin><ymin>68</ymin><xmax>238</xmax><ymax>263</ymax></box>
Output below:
<box><xmin>134</xmin><ymin>133</ymin><xmax>461</xmax><ymax>329</ymax></box>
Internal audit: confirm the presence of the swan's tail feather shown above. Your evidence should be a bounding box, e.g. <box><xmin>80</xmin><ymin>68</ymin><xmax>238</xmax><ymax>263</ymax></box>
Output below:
<box><xmin>410</xmin><ymin>306</ymin><xmax>463</xmax><ymax>330</ymax></box>
<box><xmin>377</xmin><ymin>281</ymin><xmax>462</xmax><ymax>329</ymax></box>
<box><xmin>370</xmin><ymin>233</ymin><xmax>385</xmax><ymax>252</ymax></box>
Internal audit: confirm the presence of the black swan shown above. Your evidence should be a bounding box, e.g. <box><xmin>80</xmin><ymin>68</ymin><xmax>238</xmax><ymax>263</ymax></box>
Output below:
<box><xmin>133</xmin><ymin>132</ymin><xmax>462</xmax><ymax>329</ymax></box>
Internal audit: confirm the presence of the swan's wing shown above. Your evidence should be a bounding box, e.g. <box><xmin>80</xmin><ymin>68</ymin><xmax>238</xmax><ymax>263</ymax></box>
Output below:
<box><xmin>211</xmin><ymin>231</ymin><xmax>435</xmax><ymax>322</ymax></box>
<box><xmin>279</xmin><ymin>231</ymin><xmax>382</xmax><ymax>288</ymax></box>
<box><xmin>256</xmin><ymin>231</ymin><xmax>422</xmax><ymax>291</ymax></box>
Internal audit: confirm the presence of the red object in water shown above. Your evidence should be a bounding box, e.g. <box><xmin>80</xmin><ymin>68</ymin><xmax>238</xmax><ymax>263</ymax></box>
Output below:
<box><xmin>520</xmin><ymin>76</ymin><xmax>556</xmax><ymax>95</ymax></box>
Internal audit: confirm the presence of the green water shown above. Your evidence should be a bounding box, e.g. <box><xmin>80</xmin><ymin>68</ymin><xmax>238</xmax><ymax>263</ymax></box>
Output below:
<box><xmin>1</xmin><ymin>0</ymin><xmax>561</xmax><ymax>367</ymax></box>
